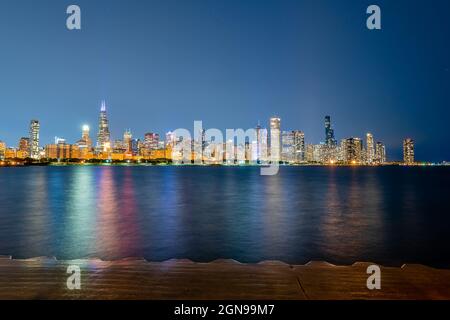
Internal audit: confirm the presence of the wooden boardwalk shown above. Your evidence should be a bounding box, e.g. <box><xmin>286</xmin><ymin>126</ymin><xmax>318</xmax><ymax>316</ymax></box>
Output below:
<box><xmin>1</xmin><ymin>256</ymin><xmax>450</xmax><ymax>300</ymax></box>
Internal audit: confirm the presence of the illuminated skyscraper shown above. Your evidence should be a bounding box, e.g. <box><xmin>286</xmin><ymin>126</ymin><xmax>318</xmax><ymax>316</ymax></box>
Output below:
<box><xmin>342</xmin><ymin>137</ymin><xmax>363</xmax><ymax>164</ymax></box>
<box><xmin>293</xmin><ymin>130</ymin><xmax>305</xmax><ymax>162</ymax></box>
<box><xmin>29</xmin><ymin>120</ymin><xmax>40</xmax><ymax>160</ymax></box>
<box><xmin>144</xmin><ymin>133</ymin><xmax>160</xmax><ymax>150</ymax></box>
<box><xmin>123</xmin><ymin>129</ymin><xmax>132</xmax><ymax>154</ymax></box>
<box><xmin>403</xmin><ymin>138</ymin><xmax>415</xmax><ymax>164</ymax></box>
<box><xmin>281</xmin><ymin>130</ymin><xmax>305</xmax><ymax>163</ymax></box>
<box><xmin>270</xmin><ymin>117</ymin><xmax>281</xmax><ymax>163</ymax></box>
<box><xmin>375</xmin><ymin>141</ymin><xmax>386</xmax><ymax>164</ymax></box>
<box><xmin>76</xmin><ymin>125</ymin><xmax>92</xmax><ymax>148</ymax></box>
<box><xmin>0</xmin><ymin>141</ymin><xmax>5</xmax><ymax>160</ymax></box>
<box><xmin>366</xmin><ymin>133</ymin><xmax>375</xmax><ymax>164</ymax></box>
<box><xmin>255</xmin><ymin>123</ymin><xmax>268</xmax><ymax>163</ymax></box>
<box><xmin>325</xmin><ymin>115</ymin><xmax>337</xmax><ymax>146</ymax></box>
<box><xmin>96</xmin><ymin>101</ymin><xmax>111</xmax><ymax>152</ymax></box>
<box><xmin>18</xmin><ymin>137</ymin><xmax>30</xmax><ymax>157</ymax></box>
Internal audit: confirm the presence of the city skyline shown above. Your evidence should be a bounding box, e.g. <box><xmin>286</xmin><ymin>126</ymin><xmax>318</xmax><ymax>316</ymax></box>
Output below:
<box><xmin>0</xmin><ymin>101</ymin><xmax>427</xmax><ymax>164</ymax></box>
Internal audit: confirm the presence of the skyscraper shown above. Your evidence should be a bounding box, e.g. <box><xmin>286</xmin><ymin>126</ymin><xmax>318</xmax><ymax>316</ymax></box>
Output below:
<box><xmin>255</xmin><ymin>123</ymin><xmax>268</xmax><ymax>163</ymax></box>
<box><xmin>29</xmin><ymin>120</ymin><xmax>40</xmax><ymax>160</ymax></box>
<box><xmin>76</xmin><ymin>125</ymin><xmax>92</xmax><ymax>148</ymax></box>
<box><xmin>0</xmin><ymin>141</ymin><xmax>5</xmax><ymax>160</ymax></box>
<box><xmin>325</xmin><ymin>115</ymin><xmax>336</xmax><ymax>146</ymax></box>
<box><xmin>375</xmin><ymin>141</ymin><xmax>386</xmax><ymax>164</ymax></box>
<box><xmin>269</xmin><ymin>117</ymin><xmax>281</xmax><ymax>163</ymax></box>
<box><xmin>281</xmin><ymin>131</ymin><xmax>295</xmax><ymax>163</ymax></box>
<box><xmin>293</xmin><ymin>130</ymin><xmax>305</xmax><ymax>162</ymax></box>
<box><xmin>123</xmin><ymin>129</ymin><xmax>133</xmax><ymax>154</ymax></box>
<box><xmin>281</xmin><ymin>130</ymin><xmax>305</xmax><ymax>163</ymax></box>
<box><xmin>342</xmin><ymin>137</ymin><xmax>363</xmax><ymax>164</ymax></box>
<box><xmin>18</xmin><ymin>137</ymin><xmax>30</xmax><ymax>156</ymax></box>
<box><xmin>403</xmin><ymin>138</ymin><xmax>415</xmax><ymax>164</ymax></box>
<box><xmin>96</xmin><ymin>100</ymin><xmax>111</xmax><ymax>152</ymax></box>
<box><xmin>144</xmin><ymin>133</ymin><xmax>160</xmax><ymax>151</ymax></box>
<box><xmin>366</xmin><ymin>133</ymin><xmax>375</xmax><ymax>164</ymax></box>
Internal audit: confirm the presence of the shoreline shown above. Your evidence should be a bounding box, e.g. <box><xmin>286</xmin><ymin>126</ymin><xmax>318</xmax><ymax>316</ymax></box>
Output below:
<box><xmin>1</xmin><ymin>162</ymin><xmax>448</xmax><ymax>168</ymax></box>
<box><xmin>1</xmin><ymin>256</ymin><xmax>450</xmax><ymax>300</ymax></box>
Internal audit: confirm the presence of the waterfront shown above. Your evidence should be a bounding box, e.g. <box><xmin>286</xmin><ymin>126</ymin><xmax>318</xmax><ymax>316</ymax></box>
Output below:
<box><xmin>0</xmin><ymin>166</ymin><xmax>449</xmax><ymax>267</ymax></box>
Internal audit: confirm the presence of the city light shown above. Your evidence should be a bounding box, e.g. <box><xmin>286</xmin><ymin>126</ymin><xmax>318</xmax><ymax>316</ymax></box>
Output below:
<box><xmin>0</xmin><ymin>105</ymin><xmax>433</xmax><ymax>166</ymax></box>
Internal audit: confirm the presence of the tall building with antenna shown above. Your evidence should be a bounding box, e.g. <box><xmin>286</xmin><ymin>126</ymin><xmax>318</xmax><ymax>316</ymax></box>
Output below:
<box><xmin>96</xmin><ymin>100</ymin><xmax>111</xmax><ymax>152</ymax></box>
<box><xmin>325</xmin><ymin>115</ymin><xmax>337</xmax><ymax>147</ymax></box>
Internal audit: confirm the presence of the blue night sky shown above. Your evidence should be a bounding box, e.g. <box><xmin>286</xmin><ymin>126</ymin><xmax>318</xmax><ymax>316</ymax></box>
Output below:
<box><xmin>0</xmin><ymin>0</ymin><xmax>449</xmax><ymax>161</ymax></box>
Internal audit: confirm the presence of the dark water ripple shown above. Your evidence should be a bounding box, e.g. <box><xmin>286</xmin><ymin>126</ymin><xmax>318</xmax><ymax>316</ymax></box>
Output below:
<box><xmin>0</xmin><ymin>166</ymin><xmax>449</xmax><ymax>267</ymax></box>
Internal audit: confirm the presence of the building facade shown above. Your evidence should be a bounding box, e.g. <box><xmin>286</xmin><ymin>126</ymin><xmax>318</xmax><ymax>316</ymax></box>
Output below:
<box><xmin>29</xmin><ymin>120</ymin><xmax>40</xmax><ymax>160</ymax></box>
<box><xmin>403</xmin><ymin>138</ymin><xmax>415</xmax><ymax>164</ymax></box>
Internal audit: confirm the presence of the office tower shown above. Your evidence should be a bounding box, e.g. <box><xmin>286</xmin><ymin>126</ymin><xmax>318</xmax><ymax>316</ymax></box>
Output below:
<box><xmin>123</xmin><ymin>130</ymin><xmax>132</xmax><ymax>154</ymax></box>
<box><xmin>131</xmin><ymin>139</ymin><xmax>139</xmax><ymax>156</ymax></box>
<box><xmin>292</xmin><ymin>130</ymin><xmax>305</xmax><ymax>162</ymax></box>
<box><xmin>366</xmin><ymin>133</ymin><xmax>375</xmax><ymax>164</ymax></box>
<box><xmin>165</xmin><ymin>131</ymin><xmax>176</xmax><ymax>148</ymax></box>
<box><xmin>342</xmin><ymin>137</ymin><xmax>363</xmax><ymax>164</ymax></box>
<box><xmin>82</xmin><ymin>125</ymin><xmax>92</xmax><ymax>147</ymax></box>
<box><xmin>29</xmin><ymin>120</ymin><xmax>40</xmax><ymax>160</ymax></box>
<box><xmin>270</xmin><ymin>117</ymin><xmax>281</xmax><ymax>163</ymax></box>
<box><xmin>76</xmin><ymin>125</ymin><xmax>92</xmax><ymax>148</ymax></box>
<box><xmin>0</xmin><ymin>141</ymin><xmax>5</xmax><ymax>160</ymax></box>
<box><xmin>281</xmin><ymin>131</ymin><xmax>294</xmax><ymax>163</ymax></box>
<box><xmin>144</xmin><ymin>133</ymin><xmax>160</xmax><ymax>150</ymax></box>
<box><xmin>256</xmin><ymin>123</ymin><xmax>262</xmax><ymax>162</ymax></box>
<box><xmin>403</xmin><ymin>138</ymin><xmax>415</xmax><ymax>164</ymax></box>
<box><xmin>45</xmin><ymin>138</ymin><xmax>71</xmax><ymax>160</ymax></box>
<box><xmin>375</xmin><ymin>141</ymin><xmax>386</xmax><ymax>164</ymax></box>
<box><xmin>18</xmin><ymin>137</ymin><xmax>30</xmax><ymax>158</ymax></box>
<box><xmin>306</xmin><ymin>144</ymin><xmax>314</xmax><ymax>162</ymax></box>
<box><xmin>255</xmin><ymin>124</ymin><xmax>268</xmax><ymax>163</ymax></box>
<box><xmin>96</xmin><ymin>100</ymin><xmax>111</xmax><ymax>152</ymax></box>
<box><xmin>325</xmin><ymin>115</ymin><xmax>337</xmax><ymax>146</ymax></box>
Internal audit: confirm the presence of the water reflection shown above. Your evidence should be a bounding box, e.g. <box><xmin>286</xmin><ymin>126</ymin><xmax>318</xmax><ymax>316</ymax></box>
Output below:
<box><xmin>0</xmin><ymin>166</ymin><xmax>449</xmax><ymax>267</ymax></box>
<box><xmin>20</xmin><ymin>168</ymin><xmax>50</xmax><ymax>257</ymax></box>
<box><xmin>64</xmin><ymin>167</ymin><xmax>95</xmax><ymax>258</ymax></box>
<box><xmin>96</xmin><ymin>167</ymin><xmax>121</xmax><ymax>259</ymax></box>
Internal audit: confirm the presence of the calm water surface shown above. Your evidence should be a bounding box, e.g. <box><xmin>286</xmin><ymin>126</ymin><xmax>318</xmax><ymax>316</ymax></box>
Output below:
<box><xmin>0</xmin><ymin>166</ymin><xmax>449</xmax><ymax>267</ymax></box>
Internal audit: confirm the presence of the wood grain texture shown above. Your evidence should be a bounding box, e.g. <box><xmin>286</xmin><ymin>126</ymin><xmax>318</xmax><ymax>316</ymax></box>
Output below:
<box><xmin>1</xmin><ymin>257</ymin><xmax>449</xmax><ymax>300</ymax></box>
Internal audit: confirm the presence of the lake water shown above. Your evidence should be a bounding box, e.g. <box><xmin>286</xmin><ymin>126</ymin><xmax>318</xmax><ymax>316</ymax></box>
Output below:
<box><xmin>0</xmin><ymin>166</ymin><xmax>449</xmax><ymax>267</ymax></box>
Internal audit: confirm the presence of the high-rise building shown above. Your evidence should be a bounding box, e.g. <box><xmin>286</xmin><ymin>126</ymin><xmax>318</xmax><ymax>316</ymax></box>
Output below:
<box><xmin>144</xmin><ymin>133</ymin><xmax>160</xmax><ymax>151</ymax></box>
<box><xmin>45</xmin><ymin>138</ymin><xmax>71</xmax><ymax>160</ymax></box>
<box><xmin>0</xmin><ymin>141</ymin><xmax>5</xmax><ymax>160</ymax></box>
<box><xmin>281</xmin><ymin>131</ymin><xmax>295</xmax><ymax>163</ymax></box>
<box><xmin>366</xmin><ymin>133</ymin><xmax>375</xmax><ymax>164</ymax></box>
<box><xmin>29</xmin><ymin>120</ymin><xmax>40</xmax><ymax>160</ymax></box>
<box><xmin>293</xmin><ymin>130</ymin><xmax>305</xmax><ymax>162</ymax></box>
<box><xmin>123</xmin><ymin>130</ymin><xmax>133</xmax><ymax>154</ymax></box>
<box><xmin>281</xmin><ymin>130</ymin><xmax>305</xmax><ymax>163</ymax></box>
<box><xmin>403</xmin><ymin>138</ymin><xmax>415</xmax><ymax>164</ymax></box>
<box><xmin>375</xmin><ymin>141</ymin><xmax>386</xmax><ymax>164</ymax></box>
<box><xmin>165</xmin><ymin>131</ymin><xmax>176</xmax><ymax>148</ymax></box>
<box><xmin>325</xmin><ymin>115</ymin><xmax>337</xmax><ymax>146</ymax></box>
<box><xmin>96</xmin><ymin>101</ymin><xmax>111</xmax><ymax>152</ymax></box>
<box><xmin>255</xmin><ymin>124</ymin><xmax>268</xmax><ymax>163</ymax></box>
<box><xmin>269</xmin><ymin>117</ymin><xmax>281</xmax><ymax>163</ymax></box>
<box><xmin>306</xmin><ymin>144</ymin><xmax>314</xmax><ymax>162</ymax></box>
<box><xmin>76</xmin><ymin>125</ymin><xmax>92</xmax><ymax>148</ymax></box>
<box><xmin>18</xmin><ymin>137</ymin><xmax>29</xmax><ymax>157</ymax></box>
